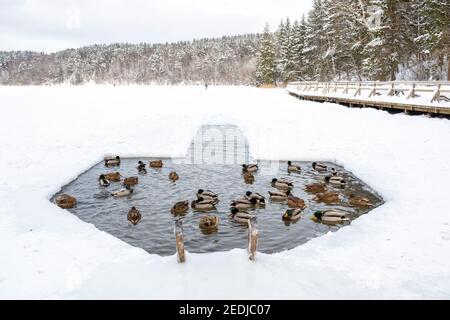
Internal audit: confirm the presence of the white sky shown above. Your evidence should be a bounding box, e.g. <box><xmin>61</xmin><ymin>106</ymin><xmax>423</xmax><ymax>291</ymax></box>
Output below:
<box><xmin>0</xmin><ymin>0</ymin><xmax>313</xmax><ymax>53</ymax></box>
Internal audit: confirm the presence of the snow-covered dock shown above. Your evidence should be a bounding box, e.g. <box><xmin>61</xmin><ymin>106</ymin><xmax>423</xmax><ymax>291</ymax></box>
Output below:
<box><xmin>1</xmin><ymin>85</ymin><xmax>450</xmax><ymax>299</ymax></box>
<box><xmin>287</xmin><ymin>81</ymin><xmax>450</xmax><ymax>116</ymax></box>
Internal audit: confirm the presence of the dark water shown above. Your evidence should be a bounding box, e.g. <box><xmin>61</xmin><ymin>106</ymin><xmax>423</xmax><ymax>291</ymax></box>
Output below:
<box><xmin>52</xmin><ymin>125</ymin><xmax>383</xmax><ymax>255</ymax></box>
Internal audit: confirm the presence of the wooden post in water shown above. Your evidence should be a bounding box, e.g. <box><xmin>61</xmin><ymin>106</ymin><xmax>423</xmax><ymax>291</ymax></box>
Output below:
<box><xmin>247</xmin><ymin>217</ymin><xmax>258</xmax><ymax>261</ymax></box>
<box><xmin>175</xmin><ymin>220</ymin><xmax>185</xmax><ymax>263</ymax></box>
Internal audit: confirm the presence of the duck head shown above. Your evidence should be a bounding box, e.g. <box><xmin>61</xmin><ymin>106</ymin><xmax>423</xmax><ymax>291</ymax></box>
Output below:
<box><xmin>288</xmin><ymin>161</ymin><xmax>292</xmax><ymax>165</ymax></box>
<box><xmin>116</xmin><ymin>156</ymin><xmax>120</xmax><ymax>160</ymax></box>
<box><xmin>312</xmin><ymin>162</ymin><xmax>317</xmax><ymax>169</ymax></box>
<box><xmin>131</xmin><ymin>206</ymin><xmax>136</xmax><ymax>211</ymax></box>
<box><xmin>271</xmin><ymin>178</ymin><xmax>278</xmax><ymax>183</ymax></box>
<box><xmin>230</xmin><ymin>207</ymin><xmax>239</xmax><ymax>217</ymax></box>
<box><xmin>197</xmin><ymin>189</ymin><xmax>204</xmax><ymax>195</ymax></box>
<box><xmin>250</xmin><ymin>198</ymin><xmax>258</xmax><ymax>205</ymax></box>
<box><xmin>325</xmin><ymin>176</ymin><xmax>331</xmax><ymax>183</ymax></box>
<box><xmin>246</xmin><ymin>191</ymin><xmax>252</xmax><ymax>197</ymax></box>
<box><xmin>314</xmin><ymin>211</ymin><xmax>324</xmax><ymax>220</ymax></box>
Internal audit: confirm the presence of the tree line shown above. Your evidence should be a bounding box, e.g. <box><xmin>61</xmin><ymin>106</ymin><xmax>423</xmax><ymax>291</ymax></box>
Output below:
<box><xmin>256</xmin><ymin>0</ymin><xmax>449</xmax><ymax>85</ymax></box>
<box><xmin>0</xmin><ymin>35</ymin><xmax>259</xmax><ymax>85</ymax></box>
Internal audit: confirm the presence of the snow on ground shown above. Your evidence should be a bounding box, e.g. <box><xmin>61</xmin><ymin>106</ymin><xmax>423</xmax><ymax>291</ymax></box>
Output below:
<box><xmin>1</xmin><ymin>85</ymin><xmax>450</xmax><ymax>299</ymax></box>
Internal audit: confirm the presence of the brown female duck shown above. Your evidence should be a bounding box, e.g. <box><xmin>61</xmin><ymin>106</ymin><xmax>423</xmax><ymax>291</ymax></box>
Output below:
<box><xmin>169</xmin><ymin>171</ymin><xmax>179</xmax><ymax>182</ymax></box>
<box><xmin>149</xmin><ymin>160</ymin><xmax>163</xmax><ymax>168</ymax></box>
<box><xmin>171</xmin><ymin>201</ymin><xmax>189</xmax><ymax>215</ymax></box>
<box><xmin>123</xmin><ymin>176</ymin><xmax>138</xmax><ymax>187</ymax></box>
<box><xmin>314</xmin><ymin>192</ymin><xmax>340</xmax><ymax>204</ymax></box>
<box><xmin>127</xmin><ymin>207</ymin><xmax>142</xmax><ymax>225</ymax></box>
<box><xmin>349</xmin><ymin>194</ymin><xmax>372</xmax><ymax>207</ymax></box>
<box><xmin>55</xmin><ymin>194</ymin><xmax>77</xmax><ymax>209</ymax></box>
<box><xmin>305</xmin><ymin>183</ymin><xmax>327</xmax><ymax>194</ymax></box>
<box><xmin>104</xmin><ymin>172</ymin><xmax>121</xmax><ymax>182</ymax></box>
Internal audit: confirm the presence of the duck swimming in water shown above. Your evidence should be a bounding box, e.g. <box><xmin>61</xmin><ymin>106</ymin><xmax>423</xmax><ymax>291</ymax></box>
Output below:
<box><xmin>149</xmin><ymin>160</ymin><xmax>163</xmax><ymax>168</ymax></box>
<box><xmin>105</xmin><ymin>156</ymin><xmax>121</xmax><ymax>166</ymax></box>
<box><xmin>127</xmin><ymin>207</ymin><xmax>141</xmax><ymax>225</ymax></box>
<box><xmin>271</xmin><ymin>178</ymin><xmax>294</xmax><ymax>190</ymax></box>
<box><xmin>229</xmin><ymin>208</ymin><xmax>255</xmax><ymax>224</ymax></box>
<box><xmin>243</xmin><ymin>171</ymin><xmax>255</xmax><ymax>184</ymax></box>
<box><xmin>231</xmin><ymin>198</ymin><xmax>259</xmax><ymax>210</ymax></box>
<box><xmin>104</xmin><ymin>172</ymin><xmax>121</xmax><ymax>182</ymax></box>
<box><xmin>98</xmin><ymin>174</ymin><xmax>110</xmax><ymax>187</ymax></box>
<box><xmin>287</xmin><ymin>161</ymin><xmax>302</xmax><ymax>173</ymax></box>
<box><xmin>329</xmin><ymin>167</ymin><xmax>343</xmax><ymax>176</ymax></box>
<box><xmin>242</xmin><ymin>164</ymin><xmax>258</xmax><ymax>173</ymax></box>
<box><xmin>349</xmin><ymin>194</ymin><xmax>372</xmax><ymax>207</ymax></box>
<box><xmin>314</xmin><ymin>192</ymin><xmax>340</xmax><ymax>204</ymax></box>
<box><xmin>282</xmin><ymin>208</ymin><xmax>303</xmax><ymax>221</ymax></box>
<box><xmin>137</xmin><ymin>161</ymin><xmax>147</xmax><ymax>174</ymax></box>
<box><xmin>196</xmin><ymin>189</ymin><xmax>218</xmax><ymax>201</ymax></box>
<box><xmin>169</xmin><ymin>171</ymin><xmax>179</xmax><ymax>182</ymax></box>
<box><xmin>55</xmin><ymin>194</ymin><xmax>77</xmax><ymax>209</ymax></box>
<box><xmin>313</xmin><ymin>210</ymin><xmax>349</xmax><ymax>225</ymax></box>
<box><xmin>123</xmin><ymin>176</ymin><xmax>138</xmax><ymax>187</ymax></box>
<box><xmin>305</xmin><ymin>183</ymin><xmax>327</xmax><ymax>194</ymax></box>
<box><xmin>199</xmin><ymin>215</ymin><xmax>219</xmax><ymax>232</ymax></box>
<box><xmin>268</xmin><ymin>189</ymin><xmax>291</xmax><ymax>201</ymax></box>
<box><xmin>312</xmin><ymin>162</ymin><xmax>327</xmax><ymax>172</ymax></box>
<box><xmin>112</xmin><ymin>185</ymin><xmax>133</xmax><ymax>197</ymax></box>
<box><xmin>191</xmin><ymin>197</ymin><xmax>217</xmax><ymax>211</ymax></box>
<box><xmin>244</xmin><ymin>191</ymin><xmax>265</xmax><ymax>202</ymax></box>
<box><xmin>287</xmin><ymin>195</ymin><xmax>307</xmax><ymax>209</ymax></box>
<box><xmin>325</xmin><ymin>175</ymin><xmax>346</xmax><ymax>187</ymax></box>
<box><xmin>171</xmin><ymin>200</ymin><xmax>189</xmax><ymax>215</ymax></box>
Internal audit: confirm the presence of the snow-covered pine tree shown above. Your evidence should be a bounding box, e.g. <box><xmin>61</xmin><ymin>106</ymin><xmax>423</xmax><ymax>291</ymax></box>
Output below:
<box><xmin>364</xmin><ymin>0</ymin><xmax>415</xmax><ymax>80</ymax></box>
<box><xmin>256</xmin><ymin>23</ymin><xmax>277</xmax><ymax>86</ymax></box>
<box><xmin>415</xmin><ymin>0</ymin><xmax>450</xmax><ymax>80</ymax></box>
<box><xmin>305</xmin><ymin>0</ymin><xmax>331</xmax><ymax>81</ymax></box>
<box><xmin>278</xmin><ymin>18</ymin><xmax>296</xmax><ymax>83</ymax></box>
<box><xmin>291</xmin><ymin>17</ymin><xmax>307</xmax><ymax>81</ymax></box>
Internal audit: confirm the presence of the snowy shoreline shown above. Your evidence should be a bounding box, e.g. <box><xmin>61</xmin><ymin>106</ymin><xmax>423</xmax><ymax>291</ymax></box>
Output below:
<box><xmin>1</xmin><ymin>85</ymin><xmax>450</xmax><ymax>299</ymax></box>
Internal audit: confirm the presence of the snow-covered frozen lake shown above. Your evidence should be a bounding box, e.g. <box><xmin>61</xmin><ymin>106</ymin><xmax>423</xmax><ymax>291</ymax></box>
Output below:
<box><xmin>1</xmin><ymin>85</ymin><xmax>450</xmax><ymax>299</ymax></box>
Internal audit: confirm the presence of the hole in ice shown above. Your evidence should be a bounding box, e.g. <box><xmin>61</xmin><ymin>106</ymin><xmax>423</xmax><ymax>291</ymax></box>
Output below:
<box><xmin>51</xmin><ymin>124</ymin><xmax>383</xmax><ymax>255</ymax></box>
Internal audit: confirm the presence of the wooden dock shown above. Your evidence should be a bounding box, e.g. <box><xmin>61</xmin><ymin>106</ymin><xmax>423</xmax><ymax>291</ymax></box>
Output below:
<box><xmin>287</xmin><ymin>81</ymin><xmax>450</xmax><ymax>117</ymax></box>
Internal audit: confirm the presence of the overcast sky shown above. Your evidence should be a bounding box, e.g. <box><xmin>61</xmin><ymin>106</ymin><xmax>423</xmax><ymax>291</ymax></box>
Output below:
<box><xmin>0</xmin><ymin>0</ymin><xmax>313</xmax><ymax>53</ymax></box>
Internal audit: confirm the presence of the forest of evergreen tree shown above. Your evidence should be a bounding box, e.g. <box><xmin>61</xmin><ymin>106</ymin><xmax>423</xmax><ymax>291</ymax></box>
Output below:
<box><xmin>1</xmin><ymin>0</ymin><xmax>448</xmax><ymax>86</ymax></box>
<box><xmin>257</xmin><ymin>0</ymin><xmax>449</xmax><ymax>85</ymax></box>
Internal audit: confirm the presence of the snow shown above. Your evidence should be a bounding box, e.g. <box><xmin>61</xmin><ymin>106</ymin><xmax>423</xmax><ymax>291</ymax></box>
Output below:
<box><xmin>1</xmin><ymin>85</ymin><xmax>450</xmax><ymax>299</ymax></box>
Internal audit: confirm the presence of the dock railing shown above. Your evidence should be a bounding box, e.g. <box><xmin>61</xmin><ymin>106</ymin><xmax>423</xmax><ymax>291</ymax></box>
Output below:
<box><xmin>286</xmin><ymin>81</ymin><xmax>450</xmax><ymax>115</ymax></box>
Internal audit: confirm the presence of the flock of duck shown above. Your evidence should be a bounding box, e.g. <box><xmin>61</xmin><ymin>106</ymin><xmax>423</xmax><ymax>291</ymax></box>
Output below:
<box><xmin>54</xmin><ymin>156</ymin><xmax>374</xmax><ymax>234</ymax></box>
